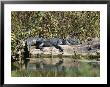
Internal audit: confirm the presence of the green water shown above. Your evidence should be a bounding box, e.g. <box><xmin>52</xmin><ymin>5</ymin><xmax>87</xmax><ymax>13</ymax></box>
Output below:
<box><xmin>11</xmin><ymin>61</ymin><xmax>100</xmax><ymax>77</ymax></box>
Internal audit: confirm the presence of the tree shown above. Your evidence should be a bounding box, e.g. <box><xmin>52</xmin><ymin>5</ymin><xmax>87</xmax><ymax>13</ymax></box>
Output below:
<box><xmin>11</xmin><ymin>11</ymin><xmax>100</xmax><ymax>53</ymax></box>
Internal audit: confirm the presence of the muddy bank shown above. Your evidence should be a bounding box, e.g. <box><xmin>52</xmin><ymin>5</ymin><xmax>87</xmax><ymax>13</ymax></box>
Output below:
<box><xmin>30</xmin><ymin>45</ymin><xmax>100</xmax><ymax>56</ymax></box>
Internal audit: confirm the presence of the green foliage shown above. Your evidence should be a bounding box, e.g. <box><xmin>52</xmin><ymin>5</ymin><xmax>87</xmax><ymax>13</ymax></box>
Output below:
<box><xmin>11</xmin><ymin>11</ymin><xmax>100</xmax><ymax>52</ymax></box>
<box><xmin>11</xmin><ymin>62</ymin><xmax>20</xmax><ymax>70</ymax></box>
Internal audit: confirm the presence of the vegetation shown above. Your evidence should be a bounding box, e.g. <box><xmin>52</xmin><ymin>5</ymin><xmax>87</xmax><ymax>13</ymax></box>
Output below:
<box><xmin>11</xmin><ymin>11</ymin><xmax>100</xmax><ymax>77</ymax></box>
<box><xmin>11</xmin><ymin>11</ymin><xmax>100</xmax><ymax>52</ymax></box>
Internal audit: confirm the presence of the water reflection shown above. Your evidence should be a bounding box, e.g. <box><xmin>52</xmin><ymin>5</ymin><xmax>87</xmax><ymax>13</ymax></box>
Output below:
<box><xmin>27</xmin><ymin>58</ymin><xmax>100</xmax><ymax>77</ymax></box>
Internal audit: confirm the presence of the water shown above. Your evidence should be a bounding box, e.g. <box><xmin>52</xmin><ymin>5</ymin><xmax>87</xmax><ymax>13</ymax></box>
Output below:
<box><xmin>11</xmin><ymin>58</ymin><xmax>100</xmax><ymax>77</ymax></box>
<box><xmin>27</xmin><ymin>61</ymin><xmax>100</xmax><ymax>71</ymax></box>
<box><xmin>26</xmin><ymin>58</ymin><xmax>100</xmax><ymax>77</ymax></box>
